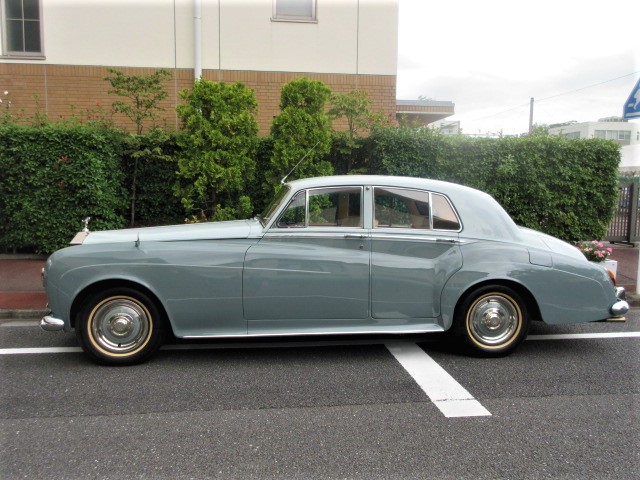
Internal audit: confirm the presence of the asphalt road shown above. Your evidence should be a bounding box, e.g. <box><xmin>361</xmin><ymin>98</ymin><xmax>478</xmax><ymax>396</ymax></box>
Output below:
<box><xmin>1</xmin><ymin>312</ymin><xmax>639</xmax><ymax>480</ymax></box>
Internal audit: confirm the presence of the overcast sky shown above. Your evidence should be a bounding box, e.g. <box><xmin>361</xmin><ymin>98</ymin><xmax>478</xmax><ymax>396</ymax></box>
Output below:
<box><xmin>396</xmin><ymin>0</ymin><xmax>640</xmax><ymax>135</ymax></box>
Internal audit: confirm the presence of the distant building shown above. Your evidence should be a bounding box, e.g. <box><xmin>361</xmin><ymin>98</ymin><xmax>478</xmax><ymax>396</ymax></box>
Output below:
<box><xmin>395</xmin><ymin>100</ymin><xmax>455</xmax><ymax>127</ymax></box>
<box><xmin>549</xmin><ymin>117</ymin><xmax>639</xmax><ymax>146</ymax></box>
<box><xmin>549</xmin><ymin>117</ymin><xmax>640</xmax><ymax>173</ymax></box>
<box><xmin>432</xmin><ymin>120</ymin><xmax>460</xmax><ymax>135</ymax></box>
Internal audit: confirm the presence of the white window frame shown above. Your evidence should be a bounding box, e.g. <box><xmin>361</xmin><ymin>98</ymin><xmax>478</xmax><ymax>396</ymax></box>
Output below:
<box><xmin>0</xmin><ymin>0</ymin><xmax>44</xmax><ymax>58</ymax></box>
<box><xmin>271</xmin><ymin>0</ymin><xmax>317</xmax><ymax>23</ymax></box>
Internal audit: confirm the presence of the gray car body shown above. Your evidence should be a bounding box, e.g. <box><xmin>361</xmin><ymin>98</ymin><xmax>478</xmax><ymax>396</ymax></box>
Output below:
<box><xmin>43</xmin><ymin>175</ymin><xmax>620</xmax><ymax>338</ymax></box>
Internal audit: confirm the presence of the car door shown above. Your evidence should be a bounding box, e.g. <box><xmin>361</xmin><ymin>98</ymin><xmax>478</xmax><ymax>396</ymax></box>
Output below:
<box><xmin>370</xmin><ymin>186</ymin><xmax>463</xmax><ymax>320</ymax></box>
<box><xmin>243</xmin><ymin>186</ymin><xmax>371</xmax><ymax>334</ymax></box>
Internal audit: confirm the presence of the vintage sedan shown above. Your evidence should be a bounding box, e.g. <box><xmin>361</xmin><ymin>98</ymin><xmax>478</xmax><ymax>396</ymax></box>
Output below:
<box><xmin>41</xmin><ymin>175</ymin><xmax>628</xmax><ymax>364</ymax></box>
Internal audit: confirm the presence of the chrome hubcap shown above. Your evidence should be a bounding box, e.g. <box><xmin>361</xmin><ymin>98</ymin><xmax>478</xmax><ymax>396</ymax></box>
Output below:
<box><xmin>90</xmin><ymin>298</ymin><xmax>150</xmax><ymax>354</ymax></box>
<box><xmin>468</xmin><ymin>294</ymin><xmax>520</xmax><ymax>346</ymax></box>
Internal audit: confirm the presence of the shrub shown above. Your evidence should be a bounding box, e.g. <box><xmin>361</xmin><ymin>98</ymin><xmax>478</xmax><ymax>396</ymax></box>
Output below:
<box><xmin>268</xmin><ymin>78</ymin><xmax>333</xmax><ymax>190</ymax></box>
<box><xmin>175</xmin><ymin>79</ymin><xmax>259</xmax><ymax>221</ymax></box>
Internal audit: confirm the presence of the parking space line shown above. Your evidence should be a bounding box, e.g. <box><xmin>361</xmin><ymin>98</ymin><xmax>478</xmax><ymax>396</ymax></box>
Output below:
<box><xmin>528</xmin><ymin>332</ymin><xmax>640</xmax><ymax>341</ymax></box>
<box><xmin>385</xmin><ymin>341</ymin><xmax>491</xmax><ymax>418</ymax></box>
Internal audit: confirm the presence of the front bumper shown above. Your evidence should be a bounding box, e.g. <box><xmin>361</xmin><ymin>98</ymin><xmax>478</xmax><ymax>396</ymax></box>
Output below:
<box><xmin>610</xmin><ymin>287</ymin><xmax>629</xmax><ymax>317</ymax></box>
<box><xmin>40</xmin><ymin>315</ymin><xmax>65</xmax><ymax>332</ymax></box>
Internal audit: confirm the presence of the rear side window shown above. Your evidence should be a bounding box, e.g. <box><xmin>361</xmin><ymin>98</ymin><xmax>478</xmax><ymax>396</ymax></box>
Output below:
<box><xmin>374</xmin><ymin>187</ymin><xmax>460</xmax><ymax>231</ymax></box>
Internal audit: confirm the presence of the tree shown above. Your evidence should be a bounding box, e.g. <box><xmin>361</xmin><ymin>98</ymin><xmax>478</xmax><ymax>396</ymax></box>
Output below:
<box><xmin>268</xmin><ymin>78</ymin><xmax>333</xmax><ymax>190</ymax></box>
<box><xmin>175</xmin><ymin>79</ymin><xmax>259</xmax><ymax>221</ymax></box>
<box><xmin>328</xmin><ymin>90</ymin><xmax>391</xmax><ymax>172</ymax></box>
<box><xmin>123</xmin><ymin>128</ymin><xmax>173</xmax><ymax>227</ymax></box>
<box><xmin>105</xmin><ymin>68</ymin><xmax>172</xmax><ymax>135</ymax></box>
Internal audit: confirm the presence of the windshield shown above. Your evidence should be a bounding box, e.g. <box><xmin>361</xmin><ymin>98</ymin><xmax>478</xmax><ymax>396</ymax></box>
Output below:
<box><xmin>260</xmin><ymin>185</ymin><xmax>291</xmax><ymax>226</ymax></box>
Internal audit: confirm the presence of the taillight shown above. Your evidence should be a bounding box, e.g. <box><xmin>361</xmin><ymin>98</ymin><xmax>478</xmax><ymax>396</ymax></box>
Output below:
<box><xmin>605</xmin><ymin>267</ymin><xmax>616</xmax><ymax>285</ymax></box>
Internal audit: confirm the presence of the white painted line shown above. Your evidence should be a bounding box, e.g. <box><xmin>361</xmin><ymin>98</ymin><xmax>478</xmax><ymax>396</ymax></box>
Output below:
<box><xmin>0</xmin><ymin>346</ymin><xmax>82</xmax><ymax>355</ymax></box>
<box><xmin>385</xmin><ymin>341</ymin><xmax>491</xmax><ymax>418</ymax></box>
<box><xmin>2</xmin><ymin>331</ymin><xmax>638</xmax><ymax>356</ymax></box>
<box><xmin>528</xmin><ymin>332</ymin><xmax>640</xmax><ymax>341</ymax></box>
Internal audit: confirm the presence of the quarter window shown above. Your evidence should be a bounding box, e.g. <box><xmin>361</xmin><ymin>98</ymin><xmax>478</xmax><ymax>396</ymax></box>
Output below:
<box><xmin>2</xmin><ymin>0</ymin><xmax>42</xmax><ymax>56</ymax></box>
<box><xmin>432</xmin><ymin>193</ymin><xmax>461</xmax><ymax>230</ymax></box>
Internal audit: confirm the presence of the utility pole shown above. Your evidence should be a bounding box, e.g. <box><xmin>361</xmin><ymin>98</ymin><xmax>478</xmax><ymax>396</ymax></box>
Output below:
<box><xmin>528</xmin><ymin>97</ymin><xmax>534</xmax><ymax>134</ymax></box>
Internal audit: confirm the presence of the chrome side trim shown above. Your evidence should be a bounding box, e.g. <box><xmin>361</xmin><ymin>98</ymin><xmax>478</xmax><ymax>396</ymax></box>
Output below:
<box><xmin>182</xmin><ymin>325</ymin><xmax>445</xmax><ymax>339</ymax></box>
<box><xmin>615</xmin><ymin>287</ymin><xmax>626</xmax><ymax>301</ymax></box>
<box><xmin>40</xmin><ymin>315</ymin><xmax>65</xmax><ymax>332</ymax></box>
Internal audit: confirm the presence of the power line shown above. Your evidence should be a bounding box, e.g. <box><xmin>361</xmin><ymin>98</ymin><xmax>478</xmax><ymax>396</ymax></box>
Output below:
<box><xmin>537</xmin><ymin>71</ymin><xmax>640</xmax><ymax>103</ymax></box>
<box><xmin>464</xmin><ymin>70</ymin><xmax>640</xmax><ymax>124</ymax></box>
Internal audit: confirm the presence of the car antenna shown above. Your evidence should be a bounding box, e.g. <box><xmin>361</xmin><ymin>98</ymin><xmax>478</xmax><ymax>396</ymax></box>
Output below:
<box><xmin>280</xmin><ymin>140</ymin><xmax>321</xmax><ymax>185</ymax></box>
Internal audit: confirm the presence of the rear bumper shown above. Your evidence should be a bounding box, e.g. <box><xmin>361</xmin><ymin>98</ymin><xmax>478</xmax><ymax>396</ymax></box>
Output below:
<box><xmin>610</xmin><ymin>287</ymin><xmax>629</xmax><ymax>317</ymax></box>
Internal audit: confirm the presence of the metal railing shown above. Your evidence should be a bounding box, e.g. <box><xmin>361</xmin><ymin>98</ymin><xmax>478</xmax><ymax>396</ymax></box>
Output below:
<box><xmin>606</xmin><ymin>181</ymin><xmax>640</xmax><ymax>243</ymax></box>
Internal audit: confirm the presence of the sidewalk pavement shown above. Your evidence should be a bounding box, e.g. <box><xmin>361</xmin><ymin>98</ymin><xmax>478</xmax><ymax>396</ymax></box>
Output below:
<box><xmin>1</xmin><ymin>244</ymin><xmax>639</xmax><ymax>318</ymax></box>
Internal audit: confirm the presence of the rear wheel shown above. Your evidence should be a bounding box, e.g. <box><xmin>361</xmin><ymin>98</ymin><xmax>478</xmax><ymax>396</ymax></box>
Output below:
<box><xmin>455</xmin><ymin>285</ymin><xmax>529</xmax><ymax>356</ymax></box>
<box><xmin>76</xmin><ymin>287</ymin><xmax>166</xmax><ymax>365</ymax></box>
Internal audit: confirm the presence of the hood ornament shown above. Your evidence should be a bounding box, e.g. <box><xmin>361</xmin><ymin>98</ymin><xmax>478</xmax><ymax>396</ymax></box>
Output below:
<box><xmin>82</xmin><ymin>217</ymin><xmax>91</xmax><ymax>233</ymax></box>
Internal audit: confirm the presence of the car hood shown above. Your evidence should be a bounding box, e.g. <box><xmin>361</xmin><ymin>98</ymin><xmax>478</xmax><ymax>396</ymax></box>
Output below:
<box><xmin>82</xmin><ymin>219</ymin><xmax>261</xmax><ymax>245</ymax></box>
<box><xmin>517</xmin><ymin>227</ymin><xmax>586</xmax><ymax>262</ymax></box>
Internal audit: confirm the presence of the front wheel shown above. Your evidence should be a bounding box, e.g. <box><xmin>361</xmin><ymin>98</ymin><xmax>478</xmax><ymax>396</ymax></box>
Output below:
<box><xmin>76</xmin><ymin>287</ymin><xmax>166</xmax><ymax>365</ymax></box>
<box><xmin>455</xmin><ymin>285</ymin><xmax>529</xmax><ymax>356</ymax></box>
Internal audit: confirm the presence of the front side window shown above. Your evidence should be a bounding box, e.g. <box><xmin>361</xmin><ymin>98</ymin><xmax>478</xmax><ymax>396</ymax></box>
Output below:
<box><xmin>276</xmin><ymin>187</ymin><xmax>362</xmax><ymax>228</ymax></box>
<box><xmin>277</xmin><ymin>191</ymin><xmax>306</xmax><ymax>228</ymax></box>
<box><xmin>272</xmin><ymin>0</ymin><xmax>317</xmax><ymax>22</ymax></box>
<box><xmin>2</xmin><ymin>0</ymin><xmax>42</xmax><ymax>56</ymax></box>
<box><xmin>374</xmin><ymin>187</ymin><xmax>460</xmax><ymax>231</ymax></box>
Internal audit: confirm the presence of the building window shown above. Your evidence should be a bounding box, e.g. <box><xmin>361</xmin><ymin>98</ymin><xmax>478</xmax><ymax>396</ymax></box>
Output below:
<box><xmin>272</xmin><ymin>0</ymin><xmax>317</xmax><ymax>23</ymax></box>
<box><xmin>2</xmin><ymin>0</ymin><xmax>42</xmax><ymax>56</ymax></box>
<box><xmin>563</xmin><ymin>132</ymin><xmax>581</xmax><ymax>139</ymax></box>
<box><xmin>594</xmin><ymin>129</ymin><xmax>631</xmax><ymax>145</ymax></box>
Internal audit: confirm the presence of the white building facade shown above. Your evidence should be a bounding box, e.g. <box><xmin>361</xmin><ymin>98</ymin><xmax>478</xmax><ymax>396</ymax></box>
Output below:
<box><xmin>0</xmin><ymin>0</ymin><xmax>399</xmax><ymax>132</ymax></box>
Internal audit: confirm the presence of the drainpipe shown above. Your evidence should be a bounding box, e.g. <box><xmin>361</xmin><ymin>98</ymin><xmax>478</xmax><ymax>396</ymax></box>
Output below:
<box><xmin>194</xmin><ymin>0</ymin><xmax>202</xmax><ymax>81</ymax></box>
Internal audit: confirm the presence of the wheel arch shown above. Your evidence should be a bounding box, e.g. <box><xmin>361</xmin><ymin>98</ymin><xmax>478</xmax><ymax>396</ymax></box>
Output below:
<box><xmin>70</xmin><ymin>279</ymin><xmax>170</xmax><ymax>331</ymax></box>
<box><xmin>451</xmin><ymin>278</ymin><xmax>542</xmax><ymax>327</ymax></box>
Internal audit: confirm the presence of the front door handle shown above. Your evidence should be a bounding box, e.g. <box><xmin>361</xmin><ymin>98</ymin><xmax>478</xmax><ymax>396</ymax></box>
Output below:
<box><xmin>344</xmin><ymin>234</ymin><xmax>368</xmax><ymax>239</ymax></box>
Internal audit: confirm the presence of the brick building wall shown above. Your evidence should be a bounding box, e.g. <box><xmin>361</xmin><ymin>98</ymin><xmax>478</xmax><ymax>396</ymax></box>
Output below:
<box><xmin>0</xmin><ymin>64</ymin><xmax>396</xmax><ymax>134</ymax></box>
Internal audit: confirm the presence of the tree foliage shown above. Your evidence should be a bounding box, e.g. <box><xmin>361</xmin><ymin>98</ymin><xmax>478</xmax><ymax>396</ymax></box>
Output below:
<box><xmin>175</xmin><ymin>79</ymin><xmax>259</xmax><ymax>221</ymax></box>
<box><xmin>105</xmin><ymin>68</ymin><xmax>172</xmax><ymax>134</ymax></box>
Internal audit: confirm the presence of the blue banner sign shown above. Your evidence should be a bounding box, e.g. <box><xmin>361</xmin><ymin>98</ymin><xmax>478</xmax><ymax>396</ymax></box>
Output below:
<box><xmin>623</xmin><ymin>77</ymin><xmax>640</xmax><ymax>119</ymax></box>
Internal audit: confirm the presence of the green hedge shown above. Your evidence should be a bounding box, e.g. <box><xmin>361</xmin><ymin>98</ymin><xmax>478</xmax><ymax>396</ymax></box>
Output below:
<box><xmin>0</xmin><ymin>122</ymin><xmax>621</xmax><ymax>253</ymax></box>
<box><xmin>369</xmin><ymin>128</ymin><xmax>620</xmax><ymax>242</ymax></box>
<box><xmin>0</xmin><ymin>123</ymin><xmax>127</xmax><ymax>253</ymax></box>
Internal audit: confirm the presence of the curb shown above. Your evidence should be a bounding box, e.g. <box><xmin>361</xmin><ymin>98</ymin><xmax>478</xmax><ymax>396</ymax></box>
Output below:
<box><xmin>0</xmin><ymin>254</ymin><xmax>48</xmax><ymax>260</ymax></box>
<box><xmin>0</xmin><ymin>309</ymin><xmax>48</xmax><ymax>319</ymax></box>
<box><xmin>625</xmin><ymin>293</ymin><xmax>640</xmax><ymax>308</ymax></box>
